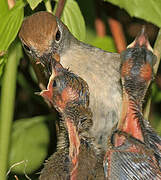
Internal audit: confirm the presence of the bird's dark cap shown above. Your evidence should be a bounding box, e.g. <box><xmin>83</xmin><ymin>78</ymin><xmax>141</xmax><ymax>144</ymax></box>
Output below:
<box><xmin>19</xmin><ymin>11</ymin><xmax>58</xmax><ymax>55</ymax></box>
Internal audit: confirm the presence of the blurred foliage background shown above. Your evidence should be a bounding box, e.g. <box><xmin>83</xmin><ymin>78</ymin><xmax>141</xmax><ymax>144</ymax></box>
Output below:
<box><xmin>0</xmin><ymin>0</ymin><xmax>161</xmax><ymax>179</ymax></box>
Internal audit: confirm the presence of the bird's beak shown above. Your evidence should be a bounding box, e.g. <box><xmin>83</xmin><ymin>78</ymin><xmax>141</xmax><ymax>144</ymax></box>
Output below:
<box><xmin>35</xmin><ymin>60</ymin><xmax>45</xmax><ymax>67</ymax></box>
<box><xmin>127</xmin><ymin>26</ymin><xmax>153</xmax><ymax>52</ymax></box>
<box><xmin>44</xmin><ymin>55</ymin><xmax>60</xmax><ymax>77</ymax></box>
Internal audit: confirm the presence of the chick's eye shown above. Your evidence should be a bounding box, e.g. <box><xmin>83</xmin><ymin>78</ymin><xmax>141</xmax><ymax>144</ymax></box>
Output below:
<box><xmin>53</xmin><ymin>80</ymin><xmax>57</xmax><ymax>87</ymax></box>
<box><xmin>23</xmin><ymin>44</ymin><xmax>31</xmax><ymax>52</ymax></box>
<box><xmin>55</xmin><ymin>30</ymin><xmax>61</xmax><ymax>42</ymax></box>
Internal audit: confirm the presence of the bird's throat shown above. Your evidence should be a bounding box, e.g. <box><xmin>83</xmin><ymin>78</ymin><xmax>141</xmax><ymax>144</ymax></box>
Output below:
<box><xmin>66</xmin><ymin>118</ymin><xmax>80</xmax><ymax>180</ymax></box>
<box><xmin>117</xmin><ymin>91</ymin><xmax>144</xmax><ymax>142</ymax></box>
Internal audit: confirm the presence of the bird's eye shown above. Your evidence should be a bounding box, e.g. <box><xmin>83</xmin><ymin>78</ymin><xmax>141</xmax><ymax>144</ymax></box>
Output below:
<box><xmin>55</xmin><ymin>30</ymin><xmax>61</xmax><ymax>42</ymax></box>
<box><xmin>53</xmin><ymin>80</ymin><xmax>57</xmax><ymax>87</ymax></box>
<box><xmin>23</xmin><ymin>44</ymin><xmax>31</xmax><ymax>53</ymax></box>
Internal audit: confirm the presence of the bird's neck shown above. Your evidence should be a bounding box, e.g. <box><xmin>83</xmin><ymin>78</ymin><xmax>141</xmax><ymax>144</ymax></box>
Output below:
<box><xmin>64</xmin><ymin>103</ymin><xmax>93</xmax><ymax>137</ymax></box>
<box><xmin>60</xmin><ymin>32</ymin><xmax>105</xmax><ymax>64</ymax></box>
<box><xmin>61</xmin><ymin>104</ymin><xmax>92</xmax><ymax>179</ymax></box>
<box><xmin>56</xmin><ymin>120</ymin><xmax>69</xmax><ymax>151</ymax></box>
<box><xmin>117</xmin><ymin>89</ymin><xmax>145</xmax><ymax>142</ymax></box>
<box><xmin>65</xmin><ymin>117</ymin><xmax>80</xmax><ymax>179</ymax></box>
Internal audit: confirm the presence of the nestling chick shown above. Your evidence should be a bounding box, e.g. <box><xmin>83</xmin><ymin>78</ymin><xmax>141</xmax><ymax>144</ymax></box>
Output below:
<box><xmin>19</xmin><ymin>11</ymin><xmax>121</xmax><ymax>149</ymax></box>
<box><xmin>39</xmin><ymin>60</ymin><xmax>105</xmax><ymax>180</ymax></box>
<box><xmin>104</xmin><ymin>28</ymin><xmax>161</xmax><ymax>179</ymax></box>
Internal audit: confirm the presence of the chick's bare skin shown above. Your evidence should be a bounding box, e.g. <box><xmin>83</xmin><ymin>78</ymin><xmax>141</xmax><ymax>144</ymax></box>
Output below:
<box><xmin>40</xmin><ymin>62</ymin><xmax>105</xmax><ymax>180</ymax></box>
<box><xmin>19</xmin><ymin>12</ymin><xmax>121</xmax><ymax>148</ymax></box>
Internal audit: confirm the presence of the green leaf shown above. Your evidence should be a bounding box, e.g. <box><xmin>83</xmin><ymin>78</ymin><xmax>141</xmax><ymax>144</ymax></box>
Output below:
<box><xmin>54</xmin><ymin>0</ymin><xmax>86</xmax><ymax>41</ymax></box>
<box><xmin>0</xmin><ymin>0</ymin><xmax>24</xmax><ymax>77</ymax></box>
<box><xmin>88</xmin><ymin>36</ymin><xmax>116</xmax><ymax>52</ymax></box>
<box><xmin>84</xmin><ymin>27</ymin><xmax>116</xmax><ymax>52</ymax></box>
<box><xmin>8</xmin><ymin>116</ymin><xmax>50</xmax><ymax>174</ymax></box>
<box><xmin>0</xmin><ymin>0</ymin><xmax>24</xmax><ymax>51</ymax></box>
<box><xmin>105</xmin><ymin>0</ymin><xmax>161</xmax><ymax>27</ymax></box>
<box><xmin>27</xmin><ymin>0</ymin><xmax>43</xmax><ymax>10</ymax></box>
<box><xmin>0</xmin><ymin>0</ymin><xmax>9</xmax><ymax>17</ymax></box>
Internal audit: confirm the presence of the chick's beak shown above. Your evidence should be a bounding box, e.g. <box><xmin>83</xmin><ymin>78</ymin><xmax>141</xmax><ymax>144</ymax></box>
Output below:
<box><xmin>127</xmin><ymin>26</ymin><xmax>153</xmax><ymax>52</ymax></box>
<box><xmin>40</xmin><ymin>62</ymin><xmax>56</xmax><ymax>101</ymax></box>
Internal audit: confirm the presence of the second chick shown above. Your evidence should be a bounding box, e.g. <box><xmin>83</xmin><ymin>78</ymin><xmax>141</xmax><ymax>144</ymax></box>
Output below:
<box><xmin>39</xmin><ymin>61</ymin><xmax>105</xmax><ymax>180</ymax></box>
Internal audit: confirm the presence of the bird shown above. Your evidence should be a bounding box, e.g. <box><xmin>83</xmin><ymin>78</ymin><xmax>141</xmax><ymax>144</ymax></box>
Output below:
<box><xmin>39</xmin><ymin>60</ymin><xmax>105</xmax><ymax>180</ymax></box>
<box><xmin>19</xmin><ymin>11</ymin><xmax>121</xmax><ymax>149</ymax></box>
<box><xmin>103</xmin><ymin>28</ymin><xmax>161</xmax><ymax>179</ymax></box>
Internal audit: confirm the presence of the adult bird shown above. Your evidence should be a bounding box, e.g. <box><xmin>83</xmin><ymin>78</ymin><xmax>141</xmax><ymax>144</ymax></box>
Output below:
<box><xmin>19</xmin><ymin>11</ymin><xmax>121</xmax><ymax>149</ymax></box>
<box><xmin>39</xmin><ymin>60</ymin><xmax>105</xmax><ymax>180</ymax></box>
<box><xmin>104</xmin><ymin>28</ymin><xmax>161</xmax><ymax>179</ymax></box>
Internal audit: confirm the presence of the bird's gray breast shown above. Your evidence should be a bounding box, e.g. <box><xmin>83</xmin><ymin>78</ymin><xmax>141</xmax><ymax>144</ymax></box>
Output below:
<box><xmin>61</xmin><ymin>46</ymin><xmax>122</xmax><ymax>149</ymax></box>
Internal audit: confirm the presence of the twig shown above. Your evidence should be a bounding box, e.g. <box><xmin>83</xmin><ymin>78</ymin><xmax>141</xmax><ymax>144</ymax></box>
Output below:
<box><xmin>7</xmin><ymin>161</ymin><xmax>26</xmax><ymax>176</ymax></box>
<box><xmin>55</xmin><ymin>0</ymin><xmax>66</xmax><ymax>18</ymax></box>
<box><xmin>7</xmin><ymin>160</ymin><xmax>31</xmax><ymax>180</ymax></box>
<box><xmin>108</xmin><ymin>17</ymin><xmax>127</xmax><ymax>53</ymax></box>
<box><xmin>153</xmin><ymin>29</ymin><xmax>161</xmax><ymax>74</ymax></box>
<box><xmin>95</xmin><ymin>18</ymin><xmax>106</xmax><ymax>37</ymax></box>
<box><xmin>14</xmin><ymin>175</ymin><xmax>19</xmax><ymax>180</ymax></box>
<box><xmin>144</xmin><ymin>28</ymin><xmax>161</xmax><ymax>120</ymax></box>
<box><xmin>94</xmin><ymin>0</ymin><xmax>106</xmax><ymax>37</ymax></box>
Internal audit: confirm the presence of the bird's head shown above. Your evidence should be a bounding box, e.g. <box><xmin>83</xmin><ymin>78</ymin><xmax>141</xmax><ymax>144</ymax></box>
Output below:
<box><xmin>120</xmin><ymin>27</ymin><xmax>157</xmax><ymax>99</ymax></box>
<box><xmin>40</xmin><ymin>60</ymin><xmax>89</xmax><ymax>113</ymax></box>
<box><xmin>19</xmin><ymin>11</ymin><xmax>71</xmax><ymax>71</ymax></box>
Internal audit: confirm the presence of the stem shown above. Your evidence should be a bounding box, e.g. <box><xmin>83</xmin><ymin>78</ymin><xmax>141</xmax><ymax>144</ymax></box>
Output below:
<box><xmin>108</xmin><ymin>17</ymin><xmax>127</xmax><ymax>53</ymax></box>
<box><xmin>44</xmin><ymin>0</ymin><xmax>52</xmax><ymax>13</ymax></box>
<box><xmin>94</xmin><ymin>0</ymin><xmax>106</xmax><ymax>37</ymax></box>
<box><xmin>144</xmin><ymin>28</ymin><xmax>161</xmax><ymax>119</ymax></box>
<box><xmin>153</xmin><ymin>29</ymin><xmax>161</xmax><ymax>74</ymax></box>
<box><xmin>95</xmin><ymin>18</ymin><xmax>106</xmax><ymax>37</ymax></box>
<box><xmin>55</xmin><ymin>0</ymin><xmax>66</xmax><ymax>18</ymax></box>
<box><xmin>0</xmin><ymin>42</ymin><xmax>20</xmax><ymax>180</ymax></box>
